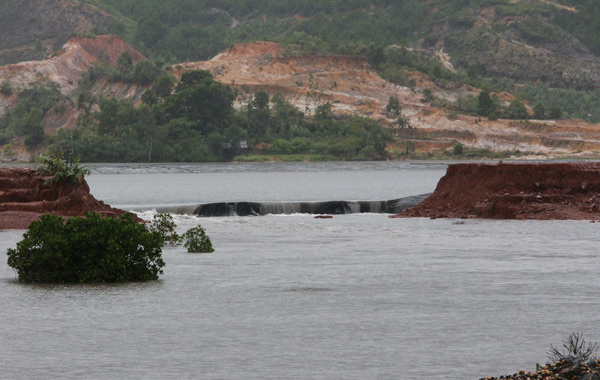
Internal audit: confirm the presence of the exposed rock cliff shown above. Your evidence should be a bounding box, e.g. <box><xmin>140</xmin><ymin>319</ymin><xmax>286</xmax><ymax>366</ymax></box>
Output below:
<box><xmin>397</xmin><ymin>162</ymin><xmax>600</xmax><ymax>220</ymax></box>
<box><xmin>0</xmin><ymin>167</ymin><xmax>136</xmax><ymax>229</ymax></box>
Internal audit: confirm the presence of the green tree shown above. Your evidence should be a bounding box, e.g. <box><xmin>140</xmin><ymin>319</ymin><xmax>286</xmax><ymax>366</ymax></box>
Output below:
<box><xmin>385</xmin><ymin>95</ymin><xmax>401</xmax><ymax>118</ymax></box>
<box><xmin>315</xmin><ymin>102</ymin><xmax>333</xmax><ymax>120</ymax></box>
<box><xmin>549</xmin><ymin>106</ymin><xmax>563</xmax><ymax>119</ymax></box>
<box><xmin>533</xmin><ymin>103</ymin><xmax>546</xmax><ymax>119</ymax></box>
<box><xmin>252</xmin><ymin>90</ymin><xmax>270</xmax><ymax>110</ymax></box>
<box><xmin>452</xmin><ymin>142</ymin><xmax>464</xmax><ymax>155</ymax></box>
<box><xmin>507</xmin><ymin>99</ymin><xmax>528</xmax><ymax>119</ymax></box>
<box><xmin>37</xmin><ymin>152</ymin><xmax>90</xmax><ymax>186</ymax></box>
<box><xmin>477</xmin><ymin>91</ymin><xmax>495</xmax><ymax>117</ymax></box>
<box><xmin>153</xmin><ymin>74</ymin><xmax>176</xmax><ymax>99</ymax></box>
<box><xmin>182</xmin><ymin>226</ymin><xmax>214</xmax><ymax>253</ymax></box>
<box><xmin>7</xmin><ymin>212</ymin><xmax>165</xmax><ymax>283</ymax></box>
<box><xmin>166</xmin><ymin>70</ymin><xmax>235</xmax><ymax>133</ymax></box>
<box><xmin>422</xmin><ymin>88</ymin><xmax>435</xmax><ymax>104</ymax></box>
<box><xmin>0</xmin><ymin>81</ymin><xmax>12</xmax><ymax>96</ymax></box>
<box><xmin>271</xmin><ymin>138</ymin><xmax>294</xmax><ymax>154</ymax></box>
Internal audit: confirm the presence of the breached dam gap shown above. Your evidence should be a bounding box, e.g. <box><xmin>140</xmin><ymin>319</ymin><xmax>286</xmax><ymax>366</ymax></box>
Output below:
<box><xmin>155</xmin><ymin>194</ymin><xmax>430</xmax><ymax>217</ymax></box>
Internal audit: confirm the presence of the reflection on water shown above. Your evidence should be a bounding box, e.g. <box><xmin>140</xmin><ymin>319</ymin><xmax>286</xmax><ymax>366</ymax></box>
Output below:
<box><xmin>1</xmin><ymin>163</ymin><xmax>597</xmax><ymax>379</ymax></box>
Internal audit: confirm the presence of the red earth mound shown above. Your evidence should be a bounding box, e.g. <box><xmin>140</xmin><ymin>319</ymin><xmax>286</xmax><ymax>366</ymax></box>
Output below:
<box><xmin>0</xmin><ymin>168</ymin><xmax>138</xmax><ymax>229</ymax></box>
<box><xmin>395</xmin><ymin>162</ymin><xmax>600</xmax><ymax>220</ymax></box>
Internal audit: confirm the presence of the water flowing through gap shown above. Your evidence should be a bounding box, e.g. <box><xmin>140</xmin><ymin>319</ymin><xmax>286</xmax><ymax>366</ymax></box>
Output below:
<box><xmin>153</xmin><ymin>194</ymin><xmax>431</xmax><ymax>216</ymax></box>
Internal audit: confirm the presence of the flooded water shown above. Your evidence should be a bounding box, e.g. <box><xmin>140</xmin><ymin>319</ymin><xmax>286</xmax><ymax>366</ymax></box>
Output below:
<box><xmin>1</xmin><ymin>162</ymin><xmax>599</xmax><ymax>379</ymax></box>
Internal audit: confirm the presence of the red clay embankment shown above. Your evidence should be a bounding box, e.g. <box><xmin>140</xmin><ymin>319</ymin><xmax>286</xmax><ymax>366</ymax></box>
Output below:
<box><xmin>0</xmin><ymin>168</ymin><xmax>136</xmax><ymax>229</ymax></box>
<box><xmin>395</xmin><ymin>162</ymin><xmax>600</xmax><ymax>220</ymax></box>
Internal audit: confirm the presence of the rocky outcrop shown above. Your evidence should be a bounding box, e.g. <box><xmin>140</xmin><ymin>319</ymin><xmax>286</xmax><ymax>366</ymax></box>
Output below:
<box><xmin>0</xmin><ymin>167</ymin><xmax>136</xmax><ymax>229</ymax></box>
<box><xmin>482</xmin><ymin>355</ymin><xmax>600</xmax><ymax>380</ymax></box>
<box><xmin>396</xmin><ymin>162</ymin><xmax>600</xmax><ymax>220</ymax></box>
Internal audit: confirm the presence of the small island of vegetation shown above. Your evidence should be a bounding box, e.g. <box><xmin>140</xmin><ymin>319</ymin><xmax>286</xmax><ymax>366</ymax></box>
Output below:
<box><xmin>5</xmin><ymin>154</ymin><xmax>214</xmax><ymax>283</ymax></box>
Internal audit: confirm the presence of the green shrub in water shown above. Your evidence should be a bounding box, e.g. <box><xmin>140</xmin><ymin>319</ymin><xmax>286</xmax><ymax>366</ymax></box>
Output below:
<box><xmin>150</xmin><ymin>213</ymin><xmax>214</xmax><ymax>253</ymax></box>
<box><xmin>7</xmin><ymin>212</ymin><xmax>165</xmax><ymax>283</ymax></box>
<box><xmin>150</xmin><ymin>213</ymin><xmax>180</xmax><ymax>245</ymax></box>
<box><xmin>182</xmin><ymin>226</ymin><xmax>214</xmax><ymax>253</ymax></box>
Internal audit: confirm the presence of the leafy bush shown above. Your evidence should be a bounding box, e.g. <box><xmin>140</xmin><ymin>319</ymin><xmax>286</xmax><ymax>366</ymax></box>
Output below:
<box><xmin>150</xmin><ymin>213</ymin><xmax>214</xmax><ymax>253</ymax></box>
<box><xmin>182</xmin><ymin>226</ymin><xmax>214</xmax><ymax>253</ymax></box>
<box><xmin>37</xmin><ymin>152</ymin><xmax>90</xmax><ymax>186</ymax></box>
<box><xmin>452</xmin><ymin>142</ymin><xmax>464</xmax><ymax>155</ymax></box>
<box><xmin>7</xmin><ymin>212</ymin><xmax>165</xmax><ymax>283</ymax></box>
<box><xmin>0</xmin><ymin>81</ymin><xmax>12</xmax><ymax>96</ymax></box>
<box><xmin>150</xmin><ymin>213</ymin><xmax>180</xmax><ymax>245</ymax></box>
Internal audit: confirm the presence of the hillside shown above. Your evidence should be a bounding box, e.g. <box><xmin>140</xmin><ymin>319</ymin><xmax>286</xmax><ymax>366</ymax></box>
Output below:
<box><xmin>0</xmin><ymin>0</ymin><xmax>118</xmax><ymax>65</ymax></box>
<box><xmin>0</xmin><ymin>36</ymin><xmax>599</xmax><ymax>162</ymax></box>
<box><xmin>178</xmin><ymin>41</ymin><xmax>600</xmax><ymax>157</ymax></box>
<box><xmin>0</xmin><ymin>1</ymin><xmax>600</xmax><ymax>161</ymax></box>
<box><xmin>6</xmin><ymin>1</ymin><xmax>600</xmax><ymax>92</ymax></box>
<box><xmin>86</xmin><ymin>0</ymin><xmax>600</xmax><ymax>89</ymax></box>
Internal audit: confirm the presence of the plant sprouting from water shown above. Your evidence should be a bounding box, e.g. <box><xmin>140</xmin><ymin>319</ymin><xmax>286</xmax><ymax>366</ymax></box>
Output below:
<box><xmin>150</xmin><ymin>213</ymin><xmax>214</xmax><ymax>253</ymax></box>
<box><xmin>182</xmin><ymin>226</ymin><xmax>214</xmax><ymax>253</ymax></box>
<box><xmin>150</xmin><ymin>213</ymin><xmax>180</xmax><ymax>245</ymax></box>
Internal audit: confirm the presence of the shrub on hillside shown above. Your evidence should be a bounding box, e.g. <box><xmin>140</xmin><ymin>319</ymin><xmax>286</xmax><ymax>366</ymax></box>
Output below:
<box><xmin>7</xmin><ymin>212</ymin><xmax>165</xmax><ymax>283</ymax></box>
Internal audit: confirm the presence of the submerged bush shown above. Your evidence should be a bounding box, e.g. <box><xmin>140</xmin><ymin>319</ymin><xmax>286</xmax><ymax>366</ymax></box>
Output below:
<box><xmin>150</xmin><ymin>213</ymin><xmax>214</xmax><ymax>253</ymax></box>
<box><xmin>150</xmin><ymin>213</ymin><xmax>180</xmax><ymax>245</ymax></box>
<box><xmin>182</xmin><ymin>226</ymin><xmax>214</xmax><ymax>253</ymax></box>
<box><xmin>7</xmin><ymin>212</ymin><xmax>165</xmax><ymax>283</ymax></box>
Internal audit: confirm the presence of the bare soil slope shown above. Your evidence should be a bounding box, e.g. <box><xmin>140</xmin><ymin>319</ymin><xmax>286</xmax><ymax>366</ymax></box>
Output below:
<box><xmin>396</xmin><ymin>162</ymin><xmax>600</xmax><ymax>220</ymax></box>
<box><xmin>179</xmin><ymin>41</ymin><xmax>600</xmax><ymax>157</ymax></box>
<box><xmin>0</xmin><ymin>168</ymin><xmax>137</xmax><ymax>229</ymax></box>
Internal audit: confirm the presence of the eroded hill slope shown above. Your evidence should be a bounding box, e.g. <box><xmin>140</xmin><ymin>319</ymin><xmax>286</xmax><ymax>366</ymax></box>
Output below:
<box><xmin>179</xmin><ymin>41</ymin><xmax>600</xmax><ymax>157</ymax></box>
<box><xmin>2</xmin><ymin>37</ymin><xmax>600</xmax><ymax>159</ymax></box>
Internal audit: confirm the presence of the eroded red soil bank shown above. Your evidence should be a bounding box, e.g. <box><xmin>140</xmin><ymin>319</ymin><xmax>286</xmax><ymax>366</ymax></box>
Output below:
<box><xmin>0</xmin><ymin>168</ymin><xmax>135</xmax><ymax>229</ymax></box>
<box><xmin>396</xmin><ymin>162</ymin><xmax>600</xmax><ymax>220</ymax></box>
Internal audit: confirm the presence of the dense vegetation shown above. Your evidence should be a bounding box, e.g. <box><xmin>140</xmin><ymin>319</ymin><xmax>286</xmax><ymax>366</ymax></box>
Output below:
<box><xmin>3</xmin><ymin>0</ymin><xmax>600</xmax><ymax>160</ymax></box>
<box><xmin>83</xmin><ymin>0</ymin><xmax>600</xmax><ymax>122</ymax></box>
<box><xmin>0</xmin><ymin>80</ymin><xmax>63</xmax><ymax>147</ymax></box>
<box><xmin>49</xmin><ymin>68</ymin><xmax>390</xmax><ymax>162</ymax></box>
<box><xmin>7</xmin><ymin>212</ymin><xmax>165</xmax><ymax>283</ymax></box>
<box><xmin>93</xmin><ymin>0</ymin><xmax>600</xmax><ymax>62</ymax></box>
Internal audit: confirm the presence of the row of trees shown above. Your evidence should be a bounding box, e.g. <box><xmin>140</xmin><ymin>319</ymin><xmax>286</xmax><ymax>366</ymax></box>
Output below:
<box><xmin>474</xmin><ymin>91</ymin><xmax>563</xmax><ymax>121</ymax></box>
<box><xmin>47</xmin><ymin>69</ymin><xmax>391</xmax><ymax>162</ymax></box>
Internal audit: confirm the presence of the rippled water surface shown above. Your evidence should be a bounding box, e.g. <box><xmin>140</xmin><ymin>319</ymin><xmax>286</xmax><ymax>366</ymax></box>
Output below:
<box><xmin>1</xmin><ymin>162</ymin><xmax>599</xmax><ymax>379</ymax></box>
